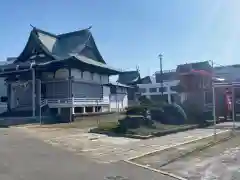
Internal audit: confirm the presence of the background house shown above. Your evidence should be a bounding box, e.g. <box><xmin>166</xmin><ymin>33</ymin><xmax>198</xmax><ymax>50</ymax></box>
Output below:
<box><xmin>117</xmin><ymin>70</ymin><xmax>141</xmax><ymax>106</ymax></box>
<box><xmin>137</xmin><ymin>72</ymin><xmax>180</xmax><ymax>104</ymax></box>
<box><xmin>107</xmin><ymin>82</ymin><xmax>130</xmax><ymax>112</ymax></box>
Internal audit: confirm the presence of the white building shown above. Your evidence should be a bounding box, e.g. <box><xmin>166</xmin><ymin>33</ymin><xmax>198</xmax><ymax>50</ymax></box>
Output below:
<box><xmin>137</xmin><ymin>70</ymin><xmax>180</xmax><ymax>104</ymax></box>
<box><xmin>138</xmin><ymin>79</ymin><xmax>180</xmax><ymax>104</ymax></box>
<box><xmin>108</xmin><ymin>82</ymin><xmax>129</xmax><ymax>111</ymax></box>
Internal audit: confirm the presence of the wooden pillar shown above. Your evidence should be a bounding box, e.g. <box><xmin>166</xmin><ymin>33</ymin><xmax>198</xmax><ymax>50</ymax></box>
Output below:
<box><xmin>32</xmin><ymin>68</ymin><xmax>36</xmax><ymax>117</ymax></box>
<box><xmin>7</xmin><ymin>83</ymin><xmax>11</xmax><ymax>112</ymax></box>
<box><xmin>36</xmin><ymin>79</ymin><xmax>41</xmax><ymax>124</ymax></box>
<box><xmin>167</xmin><ymin>86</ymin><xmax>171</xmax><ymax>104</ymax></box>
<box><xmin>68</xmin><ymin>68</ymin><xmax>73</xmax><ymax>122</ymax></box>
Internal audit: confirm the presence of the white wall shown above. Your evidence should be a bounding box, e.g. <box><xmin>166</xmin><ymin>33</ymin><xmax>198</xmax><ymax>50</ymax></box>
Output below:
<box><xmin>55</xmin><ymin>68</ymin><xmax>69</xmax><ymax>79</ymax></box>
<box><xmin>137</xmin><ymin>80</ymin><xmax>179</xmax><ymax>103</ymax></box>
<box><xmin>110</xmin><ymin>94</ymin><xmax>128</xmax><ymax>111</ymax></box>
<box><xmin>103</xmin><ymin>86</ymin><xmax>110</xmax><ymax>103</ymax></box>
<box><xmin>93</xmin><ymin>73</ymin><xmax>101</xmax><ymax>83</ymax></box>
<box><xmin>101</xmin><ymin>75</ymin><xmax>109</xmax><ymax>84</ymax></box>
<box><xmin>53</xmin><ymin>68</ymin><xmax>109</xmax><ymax>84</ymax></box>
<box><xmin>102</xmin><ymin>106</ymin><xmax>110</xmax><ymax>112</ymax></box>
<box><xmin>42</xmin><ymin>68</ymin><xmax>110</xmax><ymax>84</ymax></box>
<box><xmin>71</xmin><ymin>69</ymin><xmax>82</xmax><ymax>79</ymax></box>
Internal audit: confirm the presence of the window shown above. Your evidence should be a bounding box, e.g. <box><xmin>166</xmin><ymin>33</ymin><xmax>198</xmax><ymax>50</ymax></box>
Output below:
<box><xmin>158</xmin><ymin>87</ymin><xmax>166</xmax><ymax>92</ymax></box>
<box><xmin>139</xmin><ymin>88</ymin><xmax>146</xmax><ymax>93</ymax></box>
<box><xmin>149</xmin><ymin>88</ymin><xmax>157</xmax><ymax>93</ymax></box>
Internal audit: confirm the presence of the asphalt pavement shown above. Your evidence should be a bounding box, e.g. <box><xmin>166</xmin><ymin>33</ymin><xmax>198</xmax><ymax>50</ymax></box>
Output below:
<box><xmin>0</xmin><ymin>128</ymin><xmax>174</xmax><ymax>180</ymax></box>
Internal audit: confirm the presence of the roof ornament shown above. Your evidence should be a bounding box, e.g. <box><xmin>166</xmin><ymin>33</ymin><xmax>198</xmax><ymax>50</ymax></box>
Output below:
<box><xmin>30</xmin><ymin>24</ymin><xmax>35</xmax><ymax>29</ymax></box>
<box><xmin>136</xmin><ymin>65</ymin><xmax>140</xmax><ymax>72</ymax></box>
<box><xmin>87</xmin><ymin>26</ymin><xmax>92</xmax><ymax>30</ymax></box>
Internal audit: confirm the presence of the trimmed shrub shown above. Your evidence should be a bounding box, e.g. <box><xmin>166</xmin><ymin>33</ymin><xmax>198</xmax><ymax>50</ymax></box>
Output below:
<box><xmin>162</xmin><ymin>104</ymin><xmax>187</xmax><ymax>125</ymax></box>
<box><xmin>119</xmin><ymin>115</ymin><xmax>143</xmax><ymax>128</ymax></box>
<box><xmin>97</xmin><ymin>122</ymin><xmax>118</xmax><ymax>131</ymax></box>
<box><xmin>182</xmin><ymin>100</ymin><xmax>208</xmax><ymax>126</ymax></box>
<box><xmin>139</xmin><ymin>95</ymin><xmax>152</xmax><ymax>106</ymax></box>
<box><xmin>126</xmin><ymin>106</ymin><xmax>146</xmax><ymax>115</ymax></box>
<box><xmin>150</xmin><ymin>107</ymin><xmax>165</xmax><ymax>122</ymax></box>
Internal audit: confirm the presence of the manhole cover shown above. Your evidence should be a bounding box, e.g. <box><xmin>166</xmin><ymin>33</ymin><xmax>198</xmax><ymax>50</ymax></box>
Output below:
<box><xmin>105</xmin><ymin>175</ymin><xmax>129</xmax><ymax>180</ymax></box>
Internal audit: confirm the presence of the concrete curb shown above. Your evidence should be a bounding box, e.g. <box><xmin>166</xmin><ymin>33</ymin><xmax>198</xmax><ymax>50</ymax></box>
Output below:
<box><xmin>127</xmin><ymin>129</ymin><xmax>229</xmax><ymax>161</ymax></box>
<box><xmin>90</xmin><ymin>125</ymin><xmax>198</xmax><ymax>140</ymax></box>
<box><xmin>124</xmin><ymin>130</ymin><xmax>230</xmax><ymax>180</ymax></box>
<box><xmin>159</xmin><ymin>134</ymin><xmax>233</xmax><ymax>168</ymax></box>
<box><xmin>124</xmin><ymin>160</ymin><xmax>188</xmax><ymax>180</ymax></box>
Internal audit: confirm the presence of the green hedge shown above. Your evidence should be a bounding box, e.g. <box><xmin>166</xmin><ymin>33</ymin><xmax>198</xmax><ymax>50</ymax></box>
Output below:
<box><xmin>126</xmin><ymin>106</ymin><xmax>146</xmax><ymax>115</ymax></box>
<box><xmin>126</xmin><ymin>103</ymin><xmax>187</xmax><ymax>125</ymax></box>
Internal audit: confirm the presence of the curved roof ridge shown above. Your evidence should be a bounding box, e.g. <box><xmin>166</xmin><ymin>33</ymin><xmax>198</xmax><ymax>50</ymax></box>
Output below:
<box><xmin>33</xmin><ymin>27</ymin><xmax>57</xmax><ymax>38</ymax></box>
<box><xmin>32</xmin><ymin>26</ymin><xmax>92</xmax><ymax>39</ymax></box>
<box><xmin>57</xmin><ymin>26</ymin><xmax>92</xmax><ymax>38</ymax></box>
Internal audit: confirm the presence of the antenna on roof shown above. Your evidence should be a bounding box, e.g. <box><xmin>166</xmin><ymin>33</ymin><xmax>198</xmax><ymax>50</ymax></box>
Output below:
<box><xmin>30</xmin><ymin>24</ymin><xmax>35</xmax><ymax>28</ymax></box>
<box><xmin>136</xmin><ymin>65</ymin><xmax>140</xmax><ymax>72</ymax></box>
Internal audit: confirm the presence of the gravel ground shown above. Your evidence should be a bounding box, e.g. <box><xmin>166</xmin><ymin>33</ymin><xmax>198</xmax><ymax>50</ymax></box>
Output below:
<box><xmin>142</xmin><ymin>131</ymin><xmax>240</xmax><ymax>180</ymax></box>
<box><xmin>133</xmin><ymin>131</ymin><xmax>232</xmax><ymax>167</ymax></box>
<box><xmin>17</xmin><ymin>126</ymin><xmax>227</xmax><ymax>163</ymax></box>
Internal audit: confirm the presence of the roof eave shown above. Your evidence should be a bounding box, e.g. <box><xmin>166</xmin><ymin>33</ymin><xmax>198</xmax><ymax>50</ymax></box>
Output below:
<box><xmin>71</xmin><ymin>56</ymin><xmax>121</xmax><ymax>75</ymax></box>
<box><xmin>36</xmin><ymin>57</ymin><xmax>121</xmax><ymax>75</ymax></box>
<box><xmin>16</xmin><ymin>30</ymin><xmax>56</xmax><ymax>63</ymax></box>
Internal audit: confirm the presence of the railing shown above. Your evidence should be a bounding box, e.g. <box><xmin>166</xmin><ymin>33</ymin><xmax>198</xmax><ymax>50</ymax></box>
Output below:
<box><xmin>42</xmin><ymin>97</ymin><xmax>109</xmax><ymax>107</ymax></box>
<box><xmin>73</xmin><ymin>98</ymin><xmax>109</xmax><ymax>104</ymax></box>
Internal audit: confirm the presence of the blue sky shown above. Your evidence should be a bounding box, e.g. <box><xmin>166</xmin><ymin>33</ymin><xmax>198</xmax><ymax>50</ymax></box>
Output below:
<box><xmin>0</xmin><ymin>0</ymin><xmax>239</xmax><ymax>76</ymax></box>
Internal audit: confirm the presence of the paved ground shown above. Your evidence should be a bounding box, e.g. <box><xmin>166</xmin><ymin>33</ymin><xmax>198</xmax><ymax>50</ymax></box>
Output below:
<box><xmin>133</xmin><ymin>130</ymin><xmax>232</xmax><ymax>167</ymax></box>
<box><xmin>132</xmin><ymin>131</ymin><xmax>240</xmax><ymax>180</ymax></box>
<box><xmin>16</xmin><ymin>125</ymin><xmax>227</xmax><ymax>163</ymax></box>
<box><xmin>0</xmin><ymin>127</ymin><xmax>174</xmax><ymax>180</ymax></box>
<box><xmin>161</xmin><ymin>132</ymin><xmax>240</xmax><ymax>180</ymax></box>
<box><xmin>212</xmin><ymin>122</ymin><xmax>240</xmax><ymax>129</ymax></box>
<box><xmin>1</xmin><ymin>122</ymin><xmax>233</xmax><ymax>180</ymax></box>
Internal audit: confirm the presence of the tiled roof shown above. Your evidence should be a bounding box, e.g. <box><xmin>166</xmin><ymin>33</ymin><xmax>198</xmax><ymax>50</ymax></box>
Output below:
<box><xmin>176</xmin><ymin>61</ymin><xmax>212</xmax><ymax>74</ymax></box>
<box><xmin>34</xmin><ymin>27</ymin><xmax>106</xmax><ymax>64</ymax></box>
<box><xmin>140</xmin><ymin>76</ymin><xmax>152</xmax><ymax>84</ymax></box>
<box><xmin>11</xmin><ymin>27</ymin><xmax>120</xmax><ymax>74</ymax></box>
<box><xmin>117</xmin><ymin>71</ymin><xmax>141</xmax><ymax>85</ymax></box>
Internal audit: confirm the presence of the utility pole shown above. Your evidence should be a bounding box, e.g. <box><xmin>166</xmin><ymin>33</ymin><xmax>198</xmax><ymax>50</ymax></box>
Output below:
<box><xmin>159</xmin><ymin>54</ymin><xmax>164</xmax><ymax>96</ymax></box>
<box><xmin>210</xmin><ymin>60</ymin><xmax>217</xmax><ymax>139</ymax></box>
